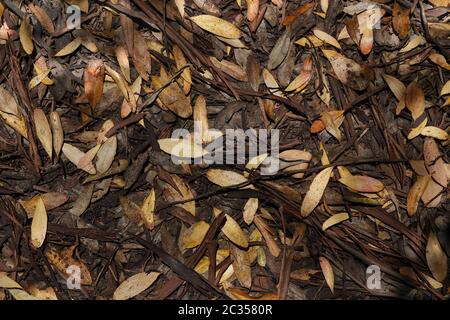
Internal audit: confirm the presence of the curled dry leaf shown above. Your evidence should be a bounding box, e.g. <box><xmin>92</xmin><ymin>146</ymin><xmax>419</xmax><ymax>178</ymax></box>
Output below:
<box><xmin>29</xmin><ymin>68</ymin><xmax>52</xmax><ymax>89</ymax></box>
<box><xmin>429</xmin><ymin>53</ymin><xmax>450</xmax><ymax>71</ymax></box>
<box><xmin>113</xmin><ymin>272</ymin><xmax>160</xmax><ymax>300</ymax></box>
<box><xmin>190</xmin><ymin>15</ymin><xmax>241</xmax><ymax>39</ymax></box>
<box><xmin>0</xmin><ymin>86</ymin><xmax>28</xmax><ymax>139</ymax></box>
<box><xmin>300</xmin><ymin>167</ymin><xmax>333</xmax><ymax>217</ymax></box>
<box><xmin>84</xmin><ymin>60</ymin><xmax>105</xmax><ymax>109</ymax></box>
<box><xmin>338</xmin><ymin>175</ymin><xmax>385</xmax><ymax>193</ymax></box>
<box><xmin>407</xmin><ymin>118</ymin><xmax>427</xmax><ymax>140</ymax></box>
<box><xmin>19</xmin><ymin>18</ymin><xmax>33</xmax><ymax>55</ymax></box>
<box><xmin>406</xmin><ymin>175</ymin><xmax>430</xmax><ymax>216</ymax></box>
<box><xmin>33</xmin><ymin>109</ymin><xmax>53</xmax><ymax>159</ymax></box>
<box><xmin>426</xmin><ymin>232</ymin><xmax>448</xmax><ymax>282</ymax></box>
<box><xmin>322</xmin><ymin>212</ymin><xmax>349</xmax><ymax>231</ymax></box>
<box><xmin>222</xmin><ymin>214</ymin><xmax>248</xmax><ymax>248</ymax></box>
<box><xmin>30</xmin><ymin>196</ymin><xmax>47</xmax><ymax>248</ymax></box>
<box><xmin>319</xmin><ymin>256</ymin><xmax>334</xmax><ymax>294</ymax></box>
<box><xmin>141</xmin><ymin>188</ymin><xmax>155</xmax><ymax>230</ymax></box>
<box><xmin>50</xmin><ymin>111</ymin><xmax>64</xmax><ymax>158</ymax></box>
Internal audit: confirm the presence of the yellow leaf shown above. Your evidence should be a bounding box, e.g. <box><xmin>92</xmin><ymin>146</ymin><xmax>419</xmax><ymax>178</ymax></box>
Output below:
<box><xmin>30</xmin><ymin>196</ymin><xmax>47</xmax><ymax>248</ymax></box>
<box><xmin>55</xmin><ymin>37</ymin><xmax>82</xmax><ymax>57</ymax></box>
<box><xmin>426</xmin><ymin>232</ymin><xmax>448</xmax><ymax>282</ymax></box>
<box><xmin>440</xmin><ymin>80</ymin><xmax>450</xmax><ymax>96</ymax></box>
<box><xmin>231</xmin><ymin>245</ymin><xmax>252</xmax><ymax>288</ymax></box>
<box><xmin>420</xmin><ymin>126</ymin><xmax>448</xmax><ymax>140</ymax></box>
<box><xmin>262</xmin><ymin>68</ymin><xmax>284</xmax><ymax>97</ymax></box>
<box><xmin>45</xmin><ymin>246</ymin><xmax>92</xmax><ymax>285</ymax></box>
<box><xmin>190</xmin><ymin>15</ymin><xmax>241</xmax><ymax>39</ymax></box>
<box><xmin>406</xmin><ymin>175</ymin><xmax>431</xmax><ymax>216</ymax></box>
<box><xmin>112</xmin><ymin>272</ymin><xmax>160</xmax><ymax>300</ymax></box>
<box><xmin>407</xmin><ymin>117</ymin><xmax>428</xmax><ymax>140</ymax></box>
<box><xmin>319</xmin><ymin>256</ymin><xmax>334</xmax><ymax>294</ymax></box>
<box><xmin>33</xmin><ymin>109</ymin><xmax>52</xmax><ymax>158</ymax></box>
<box><xmin>140</xmin><ymin>188</ymin><xmax>155</xmax><ymax>230</ymax></box>
<box><xmin>322</xmin><ymin>212</ymin><xmax>349</xmax><ymax>231</ymax></box>
<box><xmin>222</xmin><ymin>214</ymin><xmax>248</xmax><ymax>248</ymax></box>
<box><xmin>313</xmin><ymin>29</ymin><xmax>341</xmax><ymax>49</ymax></box>
<box><xmin>285</xmin><ymin>57</ymin><xmax>313</xmax><ymax>92</ymax></box>
<box><xmin>29</xmin><ymin>68</ymin><xmax>52</xmax><ymax>89</ymax></box>
<box><xmin>19</xmin><ymin>18</ymin><xmax>33</xmax><ymax>55</ymax></box>
<box><xmin>301</xmin><ymin>167</ymin><xmax>333</xmax><ymax>217</ymax></box>
<box><xmin>245</xmin><ymin>153</ymin><xmax>268</xmax><ymax>177</ymax></box>
<box><xmin>179</xmin><ymin>221</ymin><xmax>210</xmax><ymax>250</ymax></box>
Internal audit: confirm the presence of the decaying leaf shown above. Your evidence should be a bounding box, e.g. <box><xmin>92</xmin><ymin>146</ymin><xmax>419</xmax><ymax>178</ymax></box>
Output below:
<box><xmin>322</xmin><ymin>212</ymin><xmax>349</xmax><ymax>231</ymax></box>
<box><xmin>33</xmin><ymin>109</ymin><xmax>52</xmax><ymax>158</ymax></box>
<box><xmin>338</xmin><ymin>175</ymin><xmax>385</xmax><ymax>193</ymax></box>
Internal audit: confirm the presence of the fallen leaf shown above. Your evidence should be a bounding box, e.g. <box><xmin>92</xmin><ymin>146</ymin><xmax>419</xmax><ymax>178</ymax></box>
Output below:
<box><xmin>301</xmin><ymin>167</ymin><xmax>333</xmax><ymax>217</ymax></box>
<box><xmin>222</xmin><ymin>214</ymin><xmax>248</xmax><ymax>248</ymax></box>
<box><xmin>30</xmin><ymin>196</ymin><xmax>47</xmax><ymax>248</ymax></box>
<box><xmin>190</xmin><ymin>15</ymin><xmax>241</xmax><ymax>39</ymax></box>
<box><xmin>113</xmin><ymin>272</ymin><xmax>160</xmax><ymax>300</ymax></box>
<box><xmin>339</xmin><ymin>175</ymin><xmax>385</xmax><ymax>193</ymax></box>
<box><xmin>319</xmin><ymin>256</ymin><xmax>334</xmax><ymax>294</ymax></box>
<box><xmin>426</xmin><ymin>232</ymin><xmax>448</xmax><ymax>282</ymax></box>
<box><xmin>322</xmin><ymin>212</ymin><xmax>349</xmax><ymax>231</ymax></box>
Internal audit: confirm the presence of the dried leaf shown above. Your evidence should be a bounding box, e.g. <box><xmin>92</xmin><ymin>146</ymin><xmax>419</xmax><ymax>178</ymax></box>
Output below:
<box><xmin>322</xmin><ymin>212</ymin><xmax>349</xmax><ymax>231</ymax></box>
<box><xmin>19</xmin><ymin>18</ymin><xmax>33</xmax><ymax>55</ymax></box>
<box><xmin>406</xmin><ymin>175</ymin><xmax>431</xmax><ymax>216</ymax></box>
<box><xmin>33</xmin><ymin>109</ymin><xmax>52</xmax><ymax>158</ymax></box>
<box><xmin>206</xmin><ymin>169</ymin><xmax>249</xmax><ymax>188</ymax></box>
<box><xmin>243</xmin><ymin>197</ymin><xmax>258</xmax><ymax>224</ymax></box>
<box><xmin>50</xmin><ymin>111</ymin><xmax>64</xmax><ymax>158</ymax></box>
<box><xmin>301</xmin><ymin>167</ymin><xmax>333</xmax><ymax>217</ymax></box>
<box><xmin>55</xmin><ymin>37</ymin><xmax>82</xmax><ymax>57</ymax></box>
<box><xmin>141</xmin><ymin>188</ymin><xmax>155</xmax><ymax>230</ymax></box>
<box><xmin>30</xmin><ymin>196</ymin><xmax>47</xmax><ymax>248</ymax></box>
<box><xmin>313</xmin><ymin>29</ymin><xmax>341</xmax><ymax>49</ymax></box>
<box><xmin>84</xmin><ymin>60</ymin><xmax>105</xmax><ymax>109</ymax></box>
<box><xmin>319</xmin><ymin>256</ymin><xmax>334</xmax><ymax>294</ymax></box>
<box><xmin>222</xmin><ymin>214</ymin><xmax>248</xmax><ymax>248</ymax></box>
<box><xmin>190</xmin><ymin>15</ymin><xmax>241</xmax><ymax>39</ymax></box>
<box><xmin>339</xmin><ymin>175</ymin><xmax>385</xmax><ymax>193</ymax></box>
<box><xmin>405</xmin><ymin>81</ymin><xmax>425</xmax><ymax>120</ymax></box>
<box><xmin>426</xmin><ymin>232</ymin><xmax>448</xmax><ymax>282</ymax></box>
<box><xmin>62</xmin><ymin>143</ymin><xmax>96</xmax><ymax>174</ymax></box>
<box><xmin>113</xmin><ymin>272</ymin><xmax>160</xmax><ymax>300</ymax></box>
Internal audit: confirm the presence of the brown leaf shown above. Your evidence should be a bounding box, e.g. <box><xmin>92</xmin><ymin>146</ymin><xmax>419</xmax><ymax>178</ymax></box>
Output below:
<box><xmin>84</xmin><ymin>60</ymin><xmax>105</xmax><ymax>109</ymax></box>
<box><xmin>405</xmin><ymin>82</ymin><xmax>425</xmax><ymax>120</ymax></box>
<box><xmin>426</xmin><ymin>232</ymin><xmax>448</xmax><ymax>282</ymax></box>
